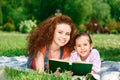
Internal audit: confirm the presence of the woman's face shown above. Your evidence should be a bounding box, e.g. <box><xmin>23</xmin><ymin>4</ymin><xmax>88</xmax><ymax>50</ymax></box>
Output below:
<box><xmin>52</xmin><ymin>23</ymin><xmax>71</xmax><ymax>47</ymax></box>
<box><xmin>74</xmin><ymin>36</ymin><xmax>93</xmax><ymax>61</ymax></box>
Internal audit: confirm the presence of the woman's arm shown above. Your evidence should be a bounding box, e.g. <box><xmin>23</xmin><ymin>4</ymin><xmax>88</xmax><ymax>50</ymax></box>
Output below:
<box><xmin>35</xmin><ymin>51</ymin><xmax>44</xmax><ymax>73</ymax></box>
<box><xmin>63</xmin><ymin>57</ymin><xmax>69</xmax><ymax>61</ymax></box>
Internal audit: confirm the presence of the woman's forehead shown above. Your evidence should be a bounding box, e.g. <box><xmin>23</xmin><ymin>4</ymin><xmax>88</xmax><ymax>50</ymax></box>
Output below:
<box><xmin>56</xmin><ymin>23</ymin><xmax>71</xmax><ymax>32</ymax></box>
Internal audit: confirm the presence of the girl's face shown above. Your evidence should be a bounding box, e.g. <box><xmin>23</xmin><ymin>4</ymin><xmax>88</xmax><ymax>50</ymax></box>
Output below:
<box><xmin>52</xmin><ymin>23</ymin><xmax>71</xmax><ymax>47</ymax></box>
<box><xmin>74</xmin><ymin>36</ymin><xmax>93</xmax><ymax>61</ymax></box>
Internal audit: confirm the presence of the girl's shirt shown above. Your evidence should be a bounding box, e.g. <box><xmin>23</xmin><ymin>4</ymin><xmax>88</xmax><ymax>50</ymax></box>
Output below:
<box><xmin>69</xmin><ymin>49</ymin><xmax>101</xmax><ymax>73</ymax></box>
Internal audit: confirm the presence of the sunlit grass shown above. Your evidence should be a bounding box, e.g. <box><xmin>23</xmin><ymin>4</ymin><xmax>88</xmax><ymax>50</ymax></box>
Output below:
<box><xmin>0</xmin><ymin>31</ymin><xmax>27</xmax><ymax>56</ymax></box>
<box><xmin>4</xmin><ymin>67</ymin><xmax>72</xmax><ymax>80</ymax></box>
<box><xmin>0</xmin><ymin>32</ymin><xmax>120</xmax><ymax>60</ymax></box>
<box><xmin>1</xmin><ymin>32</ymin><xmax>120</xmax><ymax>80</ymax></box>
<box><xmin>91</xmin><ymin>34</ymin><xmax>120</xmax><ymax>61</ymax></box>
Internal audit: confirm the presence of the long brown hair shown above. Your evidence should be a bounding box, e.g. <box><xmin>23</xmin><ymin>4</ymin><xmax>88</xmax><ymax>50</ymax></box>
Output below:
<box><xmin>27</xmin><ymin>15</ymin><xmax>77</xmax><ymax>58</ymax></box>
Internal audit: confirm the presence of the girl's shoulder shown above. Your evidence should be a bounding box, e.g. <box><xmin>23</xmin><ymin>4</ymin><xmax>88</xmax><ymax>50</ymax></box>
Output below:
<box><xmin>91</xmin><ymin>49</ymin><xmax>99</xmax><ymax>54</ymax></box>
<box><xmin>90</xmin><ymin>49</ymin><xmax>100</xmax><ymax>57</ymax></box>
<box><xmin>70</xmin><ymin>50</ymin><xmax>79</xmax><ymax>56</ymax></box>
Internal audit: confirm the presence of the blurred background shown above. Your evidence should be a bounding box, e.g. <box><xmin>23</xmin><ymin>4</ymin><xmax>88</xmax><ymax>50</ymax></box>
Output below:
<box><xmin>0</xmin><ymin>0</ymin><xmax>120</xmax><ymax>34</ymax></box>
<box><xmin>0</xmin><ymin>1</ymin><xmax>120</xmax><ymax>79</ymax></box>
<box><xmin>0</xmin><ymin>0</ymin><xmax>120</xmax><ymax>61</ymax></box>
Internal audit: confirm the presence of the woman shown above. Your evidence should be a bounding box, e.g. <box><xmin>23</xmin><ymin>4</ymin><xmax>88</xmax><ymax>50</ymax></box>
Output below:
<box><xmin>27</xmin><ymin>15</ymin><xmax>77</xmax><ymax>73</ymax></box>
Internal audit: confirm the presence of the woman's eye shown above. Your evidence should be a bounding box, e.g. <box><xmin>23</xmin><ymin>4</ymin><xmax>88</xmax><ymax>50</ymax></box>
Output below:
<box><xmin>66</xmin><ymin>33</ymin><xmax>70</xmax><ymax>36</ymax></box>
<box><xmin>58</xmin><ymin>31</ymin><xmax>62</xmax><ymax>34</ymax></box>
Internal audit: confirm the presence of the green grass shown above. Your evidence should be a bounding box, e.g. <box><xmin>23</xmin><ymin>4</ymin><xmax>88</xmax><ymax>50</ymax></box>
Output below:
<box><xmin>1</xmin><ymin>32</ymin><xmax>120</xmax><ymax>80</ymax></box>
<box><xmin>4</xmin><ymin>67</ymin><xmax>72</xmax><ymax>80</ymax></box>
<box><xmin>0</xmin><ymin>31</ymin><xmax>27</xmax><ymax>56</ymax></box>
<box><xmin>4</xmin><ymin>67</ymin><xmax>94</xmax><ymax>80</ymax></box>
<box><xmin>91</xmin><ymin>34</ymin><xmax>120</xmax><ymax>61</ymax></box>
<box><xmin>0</xmin><ymin>31</ymin><xmax>120</xmax><ymax>61</ymax></box>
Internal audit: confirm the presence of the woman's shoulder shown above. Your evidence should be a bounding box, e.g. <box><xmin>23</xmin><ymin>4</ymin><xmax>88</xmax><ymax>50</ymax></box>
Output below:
<box><xmin>63</xmin><ymin>46</ymin><xmax>70</xmax><ymax>53</ymax></box>
<box><xmin>39</xmin><ymin>45</ymin><xmax>46</xmax><ymax>55</ymax></box>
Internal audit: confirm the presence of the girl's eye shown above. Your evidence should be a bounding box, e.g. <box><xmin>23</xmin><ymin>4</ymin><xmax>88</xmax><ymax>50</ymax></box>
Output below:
<box><xmin>77</xmin><ymin>44</ymin><xmax>81</xmax><ymax>47</ymax></box>
<box><xmin>84</xmin><ymin>44</ymin><xmax>87</xmax><ymax>46</ymax></box>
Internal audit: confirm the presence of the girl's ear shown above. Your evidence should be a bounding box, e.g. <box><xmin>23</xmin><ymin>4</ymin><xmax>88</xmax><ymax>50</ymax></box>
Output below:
<box><xmin>74</xmin><ymin>46</ymin><xmax>76</xmax><ymax>50</ymax></box>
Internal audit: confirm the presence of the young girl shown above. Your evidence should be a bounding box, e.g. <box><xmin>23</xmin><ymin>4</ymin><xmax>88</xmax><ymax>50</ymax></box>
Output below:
<box><xmin>69</xmin><ymin>33</ymin><xmax>101</xmax><ymax>74</ymax></box>
<box><xmin>27</xmin><ymin>15</ymin><xmax>77</xmax><ymax>73</ymax></box>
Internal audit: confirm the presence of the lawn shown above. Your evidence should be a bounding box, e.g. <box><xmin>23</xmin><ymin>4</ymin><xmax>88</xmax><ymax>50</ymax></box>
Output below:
<box><xmin>91</xmin><ymin>34</ymin><xmax>120</xmax><ymax>61</ymax></box>
<box><xmin>0</xmin><ymin>31</ymin><xmax>120</xmax><ymax>80</ymax></box>
<box><xmin>0</xmin><ymin>31</ymin><xmax>120</xmax><ymax>61</ymax></box>
<box><xmin>0</xmin><ymin>31</ymin><xmax>27</xmax><ymax>56</ymax></box>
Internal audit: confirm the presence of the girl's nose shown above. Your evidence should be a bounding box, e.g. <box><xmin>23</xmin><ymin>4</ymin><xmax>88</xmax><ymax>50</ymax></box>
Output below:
<box><xmin>81</xmin><ymin>46</ymin><xmax>84</xmax><ymax>50</ymax></box>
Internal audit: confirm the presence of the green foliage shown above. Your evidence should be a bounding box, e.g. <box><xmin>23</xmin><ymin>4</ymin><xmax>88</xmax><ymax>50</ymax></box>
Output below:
<box><xmin>116</xmin><ymin>25</ymin><xmax>120</xmax><ymax>33</ymax></box>
<box><xmin>1</xmin><ymin>0</ymin><xmax>120</xmax><ymax>32</ymax></box>
<box><xmin>107</xmin><ymin>0</ymin><xmax>120</xmax><ymax>21</ymax></box>
<box><xmin>105</xmin><ymin>19</ymin><xmax>120</xmax><ymax>33</ymax></box>
<box><xmin>38</xmin><ymin>0</ymin><xmax>65</xmax><ymax>21</ymax></box>
<box><xmin>2</xmin><ymin>22</ymin><xmax>15</xmax><ymax>32</ymax></box>
<box><xmin>111</xmin><ymin>30</ymin><xmax>118</xmax><ymax>34</ymax></box>
<box><xmin>8</xmin><ymin>7</ymin><xmax>27</xmax><ymax>31</ymax></box>
<box><xmin>92</xmin><ymin>0</ymin><xmax>111</xmax><ymax>26</ymax></box>
<box><xmin>0</xmin><ymin>0</ymin><xmax>7</xmax><ymax>25</ymax></box>
<box><xmin>64</xmin><ymin>0</ymin><xmax>92</xmax><ymax>26</ymax></box>
<box><xmin>0</xmin><ymin>7</ymin><xmax>3</xmax><ymax>25</ymax></box>
<box><xmin>19</xmin><ymin>20</ymin><xmax>37</xmax><ymax>33</ymax></box>
<box><xmin>78</xmin><ymin>24</ymin><xmax>87</xmax><ymax>32</ymax></box>
<box><xmin>2</xmin><ymin>1</ymin><xmax>28</xmax><ymax>31</ymax></box>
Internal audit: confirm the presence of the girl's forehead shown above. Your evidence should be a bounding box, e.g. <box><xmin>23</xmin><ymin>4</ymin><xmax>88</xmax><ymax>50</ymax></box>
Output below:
<box><xmin>76</xmin><ymin>36</ymin><xmax>90</xmax><ymax>42</ymax></box>
<box><xmin>78</xmin><ymin>35</ymin><xmax>89</xmax><ymax>39</ymax></box>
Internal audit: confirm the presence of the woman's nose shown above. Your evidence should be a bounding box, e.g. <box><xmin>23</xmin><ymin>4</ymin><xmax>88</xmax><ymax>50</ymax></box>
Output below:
<box><xmin>62</xmin><ymin>34</ymin><xmax>66</xmax><ymax>38</ymax></box>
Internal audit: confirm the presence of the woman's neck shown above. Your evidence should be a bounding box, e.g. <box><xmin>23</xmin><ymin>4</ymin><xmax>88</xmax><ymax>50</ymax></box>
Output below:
<box><xmin>50</xmin><ymin>43</ymin><xmax>60</xmax><ymax>52</ymax></box>
<box><xmin>49</xmin><ymin>44</ymin><xmax>60</xmax><ymax>59</ymax></box>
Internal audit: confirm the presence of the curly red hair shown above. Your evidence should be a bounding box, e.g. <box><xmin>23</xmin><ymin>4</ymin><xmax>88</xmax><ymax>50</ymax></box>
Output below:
<box><xmin>27</xmin><ymin>15</ymin><xmax>77</xmax><ymax>57</ymax></box>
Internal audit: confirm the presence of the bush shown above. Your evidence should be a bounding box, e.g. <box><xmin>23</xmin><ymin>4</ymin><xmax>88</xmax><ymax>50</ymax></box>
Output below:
<box><xmin>110</xmin><ymin>30</ymin><xmax>118</xmax><ymax>34</ymax></box>
<box><xmin>19</xmin><ymin>20</ymin><xmax>37</xmax><ymax>33</ymax></box>
<box><xmin>78</xmin><ymin>24</ymin><xmax>87</xmax><ymax>32</ymax></box>
<box><xmin>2</xmin><ymin>22</ymin><xmax>15</xmax><ymax>32</ymax></box>
<box><xmin>105</xmin><ymin>19</ymin><xmax>119</xmax><ymax>33</ymax></box>
<box><xmin>116</xmin><ymin>25</ymin><xmax>120</xmax><ymax>33</ymax></box>
<box><xmin>0</xmin><ymin>26</ymin><xmax>2</xmax><ymax>30</ymax></box>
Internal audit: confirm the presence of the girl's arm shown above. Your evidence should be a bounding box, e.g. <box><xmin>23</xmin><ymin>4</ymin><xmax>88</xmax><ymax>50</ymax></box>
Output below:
<box><xmin>69</xmin><ymin>51</ymin><xmax>79</xmax><ymax>62</ymax></box>
<box><xmin>91</xmin><ymin>49</ymin><xmax>101</xmax><ymax>73</ymax></box>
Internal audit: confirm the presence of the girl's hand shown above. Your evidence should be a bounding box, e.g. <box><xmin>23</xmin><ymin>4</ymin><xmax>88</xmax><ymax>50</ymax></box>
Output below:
<box><xmin>91</xmin><ymin>70</ymin><xmax>96</xmax><ymax>74</ymax></box>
